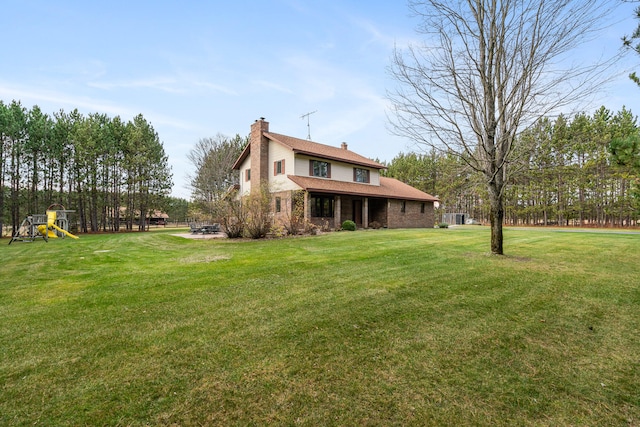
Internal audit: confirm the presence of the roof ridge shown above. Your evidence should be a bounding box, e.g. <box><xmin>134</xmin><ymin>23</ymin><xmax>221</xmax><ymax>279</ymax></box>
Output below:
<box><xmin>265</xmin><ymin>132</ymin><xmax>347</xmax><ymax>152</ymax></box>
<box><xmin>264</xmin><ymin>131</ymin><xmax>385</xmax><ymax>169</ymax></box>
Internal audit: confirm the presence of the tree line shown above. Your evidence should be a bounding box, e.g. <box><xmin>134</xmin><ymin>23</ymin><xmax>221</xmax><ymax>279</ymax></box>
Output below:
<box><xmin>0</xmin><ymin>100</ymin><xmax>172</xmax><ymax>235</ymax></box>
<box><xmin>384</xmin><ymin>106</ymin><xmax>640</xmax><ymax>227</ymax></box>
<box><xmin>185</xmin><ymin>106</ymin><xmax>639</xmax><ymax>230</ymax></box>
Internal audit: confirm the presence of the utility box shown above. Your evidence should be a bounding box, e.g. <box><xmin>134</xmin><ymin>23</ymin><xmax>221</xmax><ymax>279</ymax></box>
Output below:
<box><xmin>442</xmin><ymin>213</ymin><xmax>465</xmax><ymax>225</ymax></box>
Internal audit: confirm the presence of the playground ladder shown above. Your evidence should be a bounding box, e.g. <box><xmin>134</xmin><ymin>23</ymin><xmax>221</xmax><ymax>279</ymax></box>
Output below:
<box><xmin>8</xmin><ymin>215</ymin><xmax>49</xmax><ymax>245</ymax></box>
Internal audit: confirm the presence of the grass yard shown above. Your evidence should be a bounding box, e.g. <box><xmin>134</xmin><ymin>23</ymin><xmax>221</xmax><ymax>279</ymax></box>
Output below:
<box><xmin>1</xmin><ymin>227</ymin><xmax>639</xmax><ymax>426</ymax></box>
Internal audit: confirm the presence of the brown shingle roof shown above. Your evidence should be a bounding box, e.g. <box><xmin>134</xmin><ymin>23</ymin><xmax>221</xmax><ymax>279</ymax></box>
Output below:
<box><xmin>232</xmin><ymin>143</ymin><xmax>251</xmax><ymax>170</ymax></box>
<box><xmin>232</xmin><ymin>132</ymin><xmax>387</xmax><ymax>170</ymax></box>
<box><xmin>265</xmin><ymin>132</ymin><xmax>385</xmax><ymax>169</ymax></box>
<box><xmin>287</xmin><ymin>175</ymin><xmax>438</xmax><ymax>202</ymax></box>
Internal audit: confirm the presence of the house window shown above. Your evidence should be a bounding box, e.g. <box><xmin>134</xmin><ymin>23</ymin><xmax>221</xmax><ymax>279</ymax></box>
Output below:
<box><xmin>310</xmin><ymin>160</ymin><xmax>331</xmax><ymax>178</ymax></box>
<box><xmin>353</xmin><ymin>168</ymin><xmax>370</xmax><ymax>183</ymax></box>
<box><xmin>421</xmin><ymin>203</ymin><xmax>425</xmax><ymax>213</ymax></box>
<box><xmin>275</xmin><ymin>197</ymin><xmax>281</xmax><ymax>213</ymax></box>
<box><xmin>310</xmin><ymin>195</ymin><xmax>334</xmax><ymax>217</ymax></box>
<box><xmin>401</xmin><ymin>201</ymin><xmax>406</xmax><ymax>213</ymax></box>
<box><xmin>274</xmin><ymin>159</ymin><xmax>285</xmax><ymax>175</ymax></box>
<box><xmin>245</xmin><ymin>169</ymin><xmax>251</xmax><ymax>181</ymax></box>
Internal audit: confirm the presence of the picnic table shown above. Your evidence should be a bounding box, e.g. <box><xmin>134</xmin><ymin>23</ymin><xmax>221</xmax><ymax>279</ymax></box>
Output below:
<box><xmin>190</xmin><ymin>223</ymin><xmax>220</xmax><ymax>234</ymax></box>
<box><xmin>201</xmin><ymin>224</ymin><xmax>220</xmax><ymax>234</ymax></box>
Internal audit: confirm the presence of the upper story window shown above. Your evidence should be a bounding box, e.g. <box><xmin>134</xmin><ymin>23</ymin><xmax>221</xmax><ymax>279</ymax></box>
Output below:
<box><xmin>353</xmin><ymin>168</ymin><xmax>370</xmax><ymax>183</ymax></box>
<box><xmin>310</xmin><ymin>160</ymin><xmax>331</xmax><ymax>178</ymax></box>
<box><xmin>245</xmin><ymin>169</ymin><xmax>251</xmax><ymax>181</ymax></box>
<box><xmin>274</xmin><ymin>159</ymin><xmax>285</xmax><ymax>175</ymax></box>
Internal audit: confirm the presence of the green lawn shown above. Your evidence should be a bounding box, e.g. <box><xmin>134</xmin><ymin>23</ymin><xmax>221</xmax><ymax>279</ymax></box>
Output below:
<box><xmin>1</xmin><ymin>227</ymin><xmax>638</xmax><ymax>426</ymax></box>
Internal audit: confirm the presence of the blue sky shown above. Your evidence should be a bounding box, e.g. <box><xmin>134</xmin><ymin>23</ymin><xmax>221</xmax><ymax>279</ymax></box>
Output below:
<box><xmin>2</xmin><ymin>1</ymin><xmax>639</xmax><ymax>199</ymax></box>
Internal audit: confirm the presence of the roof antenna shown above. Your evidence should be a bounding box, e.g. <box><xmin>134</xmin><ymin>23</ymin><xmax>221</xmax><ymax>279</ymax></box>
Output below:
<box><xmin>300</xmin><ymin>110</ymin><xmax>317</xmax><ymax>140</ymax></box>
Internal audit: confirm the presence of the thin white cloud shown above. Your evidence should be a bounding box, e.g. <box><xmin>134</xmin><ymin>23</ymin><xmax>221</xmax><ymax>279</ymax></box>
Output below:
<box><xmin>348</xmin><ymin>13</ymin><xmax>419</xmax><ymax>51</ymax></box>
<box><xmin>0</xmin><ymin>82</ymin><xmax>132</xmax><ymax>117</ymax></box>
<box><xmin>38</xmin><ymin>59</ymin><xmax>108</xmax><ymax>81</ymax></box>
<box><xmin>192</xmin><ymin>81</ymin><xmax>239</xmax><ymax>96</ymax></box>
<box><xmin>251</xmin><ymin>79</ymin><xmax>295</xmax><ymax>94</ymax></box>
<box><xmin>0</xmin><ymin>81</ymin><xmax>196</xmax><ymax>131</ymax></box>
<box><xmin>87</xmin><ymin>77</ymin><xmax>185</xmax><ymax>94</ymax></box>
<box><xmin>352</xmin><ymin>18</ymin><xmax>396</xmax><ymax>49</ymax></box>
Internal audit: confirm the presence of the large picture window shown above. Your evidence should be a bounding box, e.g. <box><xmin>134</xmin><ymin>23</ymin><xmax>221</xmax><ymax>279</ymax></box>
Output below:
<box><xmin>310</xmin><ymin>160</ymin><xmax>331</xmax><ymax>178</ymax></box>
<box><xmin>310</xmin><ymin>195</ymin><xmax>334</xmax><ymax>217</ymax></box>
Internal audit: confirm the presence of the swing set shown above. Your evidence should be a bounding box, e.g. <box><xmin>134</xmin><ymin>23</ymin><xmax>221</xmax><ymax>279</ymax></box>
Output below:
<box><xmin>8</xmin><ymin>204</ymin><xmax>79</xmax><ymax>245</ymax></box>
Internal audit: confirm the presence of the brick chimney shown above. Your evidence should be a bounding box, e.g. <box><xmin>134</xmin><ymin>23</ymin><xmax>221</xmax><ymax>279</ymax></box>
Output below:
<box><xmin>341</xmin><ymin>142</ymin><xmax>348</xmax><ymax>150</ymax></box>
<box><xmin>250</xmin><ymin>118</ymin><xmax>269</xmax><ymax>193</ymax></box>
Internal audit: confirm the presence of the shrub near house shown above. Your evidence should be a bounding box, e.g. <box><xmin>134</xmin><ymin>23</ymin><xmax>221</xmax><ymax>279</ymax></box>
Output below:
<box><xmin>342</xmin><ymin>220</ymin><xmax>356</xmax><ymax>231</ymax></box>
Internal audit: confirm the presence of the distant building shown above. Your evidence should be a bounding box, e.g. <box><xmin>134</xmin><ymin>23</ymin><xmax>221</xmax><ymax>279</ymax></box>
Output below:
<box><xmin>442</xmin><ymin>213</ymin><xmax>466</xmax><ymax>225</ymax></box>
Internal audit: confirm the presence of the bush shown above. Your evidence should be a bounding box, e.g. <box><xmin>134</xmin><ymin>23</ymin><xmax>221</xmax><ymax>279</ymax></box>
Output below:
<box><xmin>213</xmin><ymin>198</ymin><xmax>245</xmax><ymax>238</ymax></box>
<box><xmin>342</xmin><ymin>220</ymin><xmax>357</xmax><ymax>231</ymax></box>
<box><xmin>244</xmin><ymin>184</ymin><xmax>272</xmax><ymax>239</ymax></box>
<box><xmin>268</xmin><ymin>224</ymin><xmax>287</xmax><ymax>238</ymax></box>
<box><xmin>283</xmin><ymin>190</ymin><xmax>306</xmax><ymax>235</ymax></box>
<box><xmin>438</xmin><ymin>222</ymin><xmax>449</xmax><ymax>228</ymax></box>
<box><xmin>369</xmin><ymin>221</ymin><xmax>382</xmax><ymax>229</ymax></box>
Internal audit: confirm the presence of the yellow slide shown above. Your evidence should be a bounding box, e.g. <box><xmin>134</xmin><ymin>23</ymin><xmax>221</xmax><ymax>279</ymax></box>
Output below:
<box><xmin>37</xmin><ymin>210</ymin><xmax>79</xmax><ymax>239</ymax></box>
<box><xmin>37</xmin><ymin>225</ymin><xmax>58</xmax><ymax>238</ymax></box>
<box><xmin>50</xmin><ymin>223</ymin><xmax>79</xmax><ymax>239</ymax></box>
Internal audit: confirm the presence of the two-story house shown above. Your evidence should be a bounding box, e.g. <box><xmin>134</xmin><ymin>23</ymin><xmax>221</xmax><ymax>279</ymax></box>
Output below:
<box><xmin>232</xmin><ymin>118</ymin><xmax>438</xmax><ymax>229</ymax></box>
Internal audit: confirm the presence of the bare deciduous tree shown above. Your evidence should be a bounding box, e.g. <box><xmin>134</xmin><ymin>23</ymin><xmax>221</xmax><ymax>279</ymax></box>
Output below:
<box><xmin>388</xmin><ymin>0</ymin><xmax>618</xmax><ymax>254</ymax></box>
<box><xmin>187</xmin><ymin>133</ymin><xmax>246</xmax><ymax>218</ymax></box>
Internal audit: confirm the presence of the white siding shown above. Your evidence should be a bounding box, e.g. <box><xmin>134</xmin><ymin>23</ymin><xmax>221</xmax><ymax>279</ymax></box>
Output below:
<box><xmin>269</xmin><ymin>142</ymin><xmax>299</xmax><ymax>191</ymax></box>
<box><xmin>294</xmin><ymin>155</ymin><xmax>380</xmax><ymax>186</ymax></box>
<box><xmin>240</xmin><ymin>142</ymin><xmax>383</xmax><ymax>197</ymax></box>
<box><xmin>370</xmin><ymin>169</ymin><xmax>380</xmax><ymax>186</ymax></box>
<box><xmin>237</xmin><ymin>157</ymin><xmax>251</xmax><ymax>196</ymax></box>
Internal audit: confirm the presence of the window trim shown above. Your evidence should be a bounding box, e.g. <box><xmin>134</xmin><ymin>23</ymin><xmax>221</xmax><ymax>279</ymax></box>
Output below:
<box><xmin>274</xmin><ymin>159</ymin><xmax>285</xmax><ymax>176</ymax></box>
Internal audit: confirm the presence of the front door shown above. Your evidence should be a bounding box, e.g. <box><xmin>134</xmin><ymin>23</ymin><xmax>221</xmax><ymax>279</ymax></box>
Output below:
<box><xmin>353</xmin><ymin>200</ymin><xmax>362</xmax><ymax>225</ymax></box>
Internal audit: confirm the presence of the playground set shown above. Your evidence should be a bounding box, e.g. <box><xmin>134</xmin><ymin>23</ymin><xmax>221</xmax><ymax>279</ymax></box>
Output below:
<box><xmin>8</xmin><ymin>204</ymin><xmax>79</xmax><ymax>245</ymax></box>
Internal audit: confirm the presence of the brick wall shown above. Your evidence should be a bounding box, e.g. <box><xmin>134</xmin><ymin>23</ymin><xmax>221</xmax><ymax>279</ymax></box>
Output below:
<box><xmin>271</xmin><ymin>190</ymin><xmax>293</xmax><ymax>226</ymax></box>
<box><xmin>340</xmin><ymin>196</ymin><xmax>355</xmax><ymax>224</ymax></box>
<box><xmin>368</xmin><ymin>198</ymin><xmax>387</xmax><ymax>227</ymax></box>
<box><xmin>387</xmin><ymin>199</ymin><xmax>435</xmax><ymax>228</ymax></box>
<box><xmin>249</xmin><ymin>119</ymin><xmax>270</xmax><ymax>194</ymax></box>
<box><xmin>271</xmin><ymin>193</ymin><xmax>435</xmax><ymax>230</ymax></box>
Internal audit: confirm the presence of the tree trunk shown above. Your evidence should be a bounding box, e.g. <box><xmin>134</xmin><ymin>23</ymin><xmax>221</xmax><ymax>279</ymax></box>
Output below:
<box><xmin>488</xmin><ymin>187</ymin><xmax>504</xmax><ymax>255</ymax></box>
<box><xmin>0</xmin><ymin>140</ymin><xmax>4</xmax><ymax>237</ymax></box>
